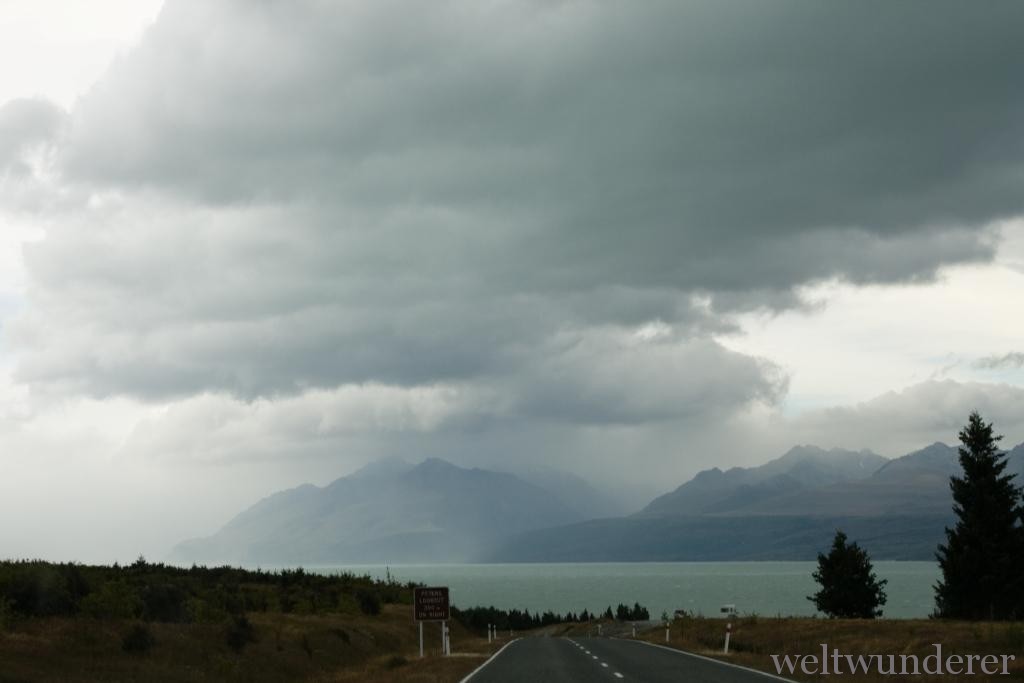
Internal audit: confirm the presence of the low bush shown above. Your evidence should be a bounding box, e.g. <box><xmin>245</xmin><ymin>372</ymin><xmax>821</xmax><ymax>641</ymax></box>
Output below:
<box><xmin>385</xmin><ymin>654</ymin><xmax>408</xmax><ymax>669</ymax></box>
<box><xmin>80</xmin><ymin>581</ymin><xmax>142</xmax><ymax>620</ymax></box>
<box><xmin>121</xmin><ymin>624</ymin><xmax>155</xmax><ymax>654</ymax></box>
<box><xmin>355</xmin><ymin>588</ymin><xmax>381</xmax><ymax>616</ymax></box>
<box><xmin>225</xmin><ymin>614</ymin><xmax>257</xmax><ymax>652</ymax></box>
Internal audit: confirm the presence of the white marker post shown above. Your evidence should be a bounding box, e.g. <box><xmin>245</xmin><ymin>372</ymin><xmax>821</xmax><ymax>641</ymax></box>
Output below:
<box><xmin>665</xmin><ymin>623</ymin><xmax>670</xmax><ymax>643</ymax></box>
<box><xmin>632</xmin><ymin>623</ymin><xmax>636</xmax><ymax>638</ymax></box>
<box><xmin>419</xmin><ymin>622</ymin><xmax>424</xmax><ymax>658</ymax></box>
<box><xmin>487</xmin><ymin>623</ymin><xmax>492</xmax><ymax>643</ymax></box>
<box><xmin>598</xmin><ymin>624</ymin><xmax>602</xmax><ymax>637</ymax></box>
<box><xmin>724</xmin><ymin>622</ymin><xmax>731</xmax><ymax>654</ymax></box>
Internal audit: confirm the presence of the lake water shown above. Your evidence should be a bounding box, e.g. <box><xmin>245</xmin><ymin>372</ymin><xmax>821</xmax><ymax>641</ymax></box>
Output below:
<box><xmin>311</xmin><ymin>562</ymin><xmax>940</xmax><ymax>619</ymax></box>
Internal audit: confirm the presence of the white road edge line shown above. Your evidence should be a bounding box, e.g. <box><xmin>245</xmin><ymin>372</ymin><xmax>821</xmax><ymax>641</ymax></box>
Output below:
<box><xmin>622</xmin><ymin>639</ymin><xmax>797</xmax><ymax>683</ymax></box>
<box><xmin>458</xmin><ymin>638</ymin><xmax>522</xmax><ymax>683</ymax></box>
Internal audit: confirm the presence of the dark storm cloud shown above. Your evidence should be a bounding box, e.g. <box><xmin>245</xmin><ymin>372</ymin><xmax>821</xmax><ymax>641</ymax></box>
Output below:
<box><xmin>62</xmin><ymin>1</ymin><xmax>1024</xmax><ymax>287</ymax></box>
<box><xmin>8</xmin><ymin>0</ymin><xmax>1024</xmax><ymax>413</ymax></box>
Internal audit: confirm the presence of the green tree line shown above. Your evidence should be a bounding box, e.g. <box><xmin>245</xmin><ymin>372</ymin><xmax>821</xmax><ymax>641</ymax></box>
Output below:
<box><xmin>453</xmin><ymin>601</ymin><xmax>650</xmax><ymax>633</ymax></box>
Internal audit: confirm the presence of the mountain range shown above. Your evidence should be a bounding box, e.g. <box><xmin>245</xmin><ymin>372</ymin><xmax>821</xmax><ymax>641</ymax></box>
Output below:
<box><xmin>488</xmin><ymin>442</ymin><xmax>1024</xmax><ymax>561</ymax></box>
<box><xmin>170</xmin><ymin>441</ymin><xmax>1024</xmax><ymax>564</ymax></box>
<box><xmin>170</xmin><ymin>457</ymin><xmax>585</xmax><ymax>565</ymax></box>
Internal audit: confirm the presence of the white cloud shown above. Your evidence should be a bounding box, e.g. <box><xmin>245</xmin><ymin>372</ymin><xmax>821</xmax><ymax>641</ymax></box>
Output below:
<box><xmin>0</xmin><ymin>0</ymin><xmax>164</xmax><ymax>107</ymax></box>
<box><xmin>719</xmin><ymin>220</ymin><xmax>1024</xmax><ymax>411</ymax></box>
<box><xmin>787</xmin><ymin>380</ymin><xmax>1024</xmax><ymax>458</ymax></box>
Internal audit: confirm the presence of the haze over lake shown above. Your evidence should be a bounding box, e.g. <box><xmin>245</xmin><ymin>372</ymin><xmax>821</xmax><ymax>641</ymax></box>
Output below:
<box><xmin>307</xmin><ymin>562</ymin><xmax>940</xmax><ymax>620</ymax></box>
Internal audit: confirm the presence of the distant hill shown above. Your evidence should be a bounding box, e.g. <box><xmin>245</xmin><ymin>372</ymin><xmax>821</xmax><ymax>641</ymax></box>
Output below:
<box><xmin>640</xmin><ymin>446</ymin><xmax>888</xmax><ymax>517</ymax></box>
<box><xmin>486</xmin><ymin>514</ymin><xmax>951</xmax><ymax>561</ymax></box>
<box><xmin>498</xmin><ymin>464</ymin><xmax>630</xmax><ymax>519</ymax></box>
<box><xmin>486</xmin><ymin>441</ymin><xmax>1024</xmax><ymax>561</ymax></box>
<box><xmin>170</xmin><ymin>458</ymin><xmax>583</xmax><ymax>565</ymax></box>
<box><xmin>733</xmin><ymin>442</ymin><xmax>958</xmax><ymax>517</ymax></box>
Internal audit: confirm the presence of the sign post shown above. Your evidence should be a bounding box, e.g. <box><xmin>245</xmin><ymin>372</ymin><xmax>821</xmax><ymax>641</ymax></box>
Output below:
<box><xmin>414</xmin><ymin>587</ymin><xmax>450</xmax><ymax>657</ymax></box>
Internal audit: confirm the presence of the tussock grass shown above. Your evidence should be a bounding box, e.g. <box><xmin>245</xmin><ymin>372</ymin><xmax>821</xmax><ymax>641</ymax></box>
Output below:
<box><xmin>0</xmin><ymin>604</ymin><xmax>499</xmax><ymax>682</ymax></box>
<box><xmin>633</xmin><ymin>615</ymin><xmax>1024</xmax><ymax>681</ymax></box>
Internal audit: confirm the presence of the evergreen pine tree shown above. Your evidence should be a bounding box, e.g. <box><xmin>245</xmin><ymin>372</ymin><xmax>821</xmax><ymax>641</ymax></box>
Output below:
<box><xmin>935</xmin><ymin>412</ymin><xmax>1024</xmax><ymax>620</ymax></box>
<box><xmin>808</xmin><ymin>530</ymin><xmax>887</xmax><ymax>618</ymax></box>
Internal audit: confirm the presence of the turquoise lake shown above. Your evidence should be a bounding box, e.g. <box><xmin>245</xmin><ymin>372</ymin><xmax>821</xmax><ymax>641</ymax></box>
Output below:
<box><xmin>311</xmin><ymin>562</ymin><xmax>940</xmax><ymax>619</ymax></box>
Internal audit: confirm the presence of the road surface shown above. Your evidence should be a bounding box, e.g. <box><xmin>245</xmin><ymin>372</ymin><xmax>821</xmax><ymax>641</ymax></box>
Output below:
<box><xmin>464</xmin><ymin>636</ymin><xmax>791</xmax><ymax>683</ymax></box>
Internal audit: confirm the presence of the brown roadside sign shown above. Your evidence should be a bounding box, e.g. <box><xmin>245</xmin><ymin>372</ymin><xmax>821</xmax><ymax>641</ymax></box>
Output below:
<box><xmin>414</xmin><ymin>586</ymin><xmax>450</xmax><ymax>621</ymax></box>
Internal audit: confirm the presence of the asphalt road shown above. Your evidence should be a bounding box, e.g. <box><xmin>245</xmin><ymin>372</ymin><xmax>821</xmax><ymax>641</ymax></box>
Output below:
<box><xmin>464</xmin><ymin>636</ymin><xmax>792</xmax><ymax>683</ymax></box>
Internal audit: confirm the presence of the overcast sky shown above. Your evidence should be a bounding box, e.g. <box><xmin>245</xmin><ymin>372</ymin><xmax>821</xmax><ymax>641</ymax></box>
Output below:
<box><xmin>3</xmin><ymin>0</ymin><xmax>1024</xmax><ymax>563</ymax></box>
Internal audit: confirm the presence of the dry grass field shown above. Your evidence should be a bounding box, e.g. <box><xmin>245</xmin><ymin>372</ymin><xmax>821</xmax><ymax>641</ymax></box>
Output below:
<box><xmin>0</xmin><ymin>604</ymin><xmax>501</xmax><ymax>683</ymax></box>
<box><xmin>627</xmin><ymin>615</ymin><xmax>1024</xmax><ymax>682</ymax></box>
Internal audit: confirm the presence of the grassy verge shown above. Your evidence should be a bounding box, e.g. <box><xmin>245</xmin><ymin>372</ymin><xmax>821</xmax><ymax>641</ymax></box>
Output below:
<box><xmin>625</xmin><ymin>615</ymin><xmax>1024</xmax><ymax>682</ymax></box>
<box><xmin>0</xmin><ymin>603</ymin><xmax>504</xmax><ymax>682</ymax></box>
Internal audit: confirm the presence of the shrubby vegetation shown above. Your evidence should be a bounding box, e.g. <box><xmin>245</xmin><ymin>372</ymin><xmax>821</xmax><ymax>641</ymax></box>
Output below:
<box><xmin>224</xmin><ymin>614</ymin><xmax>257</xmax><ymax>652</ymax></box>
<box><xmin>0</xmin><ymin>556</ymin><xmax>414</xmax><ymax>626</ymax></box>
<box><xmin>0</xmin><ymin>555</ymin><xmax>652</xmax><ymax>641</ymax></box>
<box><xmin>121</xmin><ymin>623</ymin><xmax>155</xmax><ymax>654</ymax></box>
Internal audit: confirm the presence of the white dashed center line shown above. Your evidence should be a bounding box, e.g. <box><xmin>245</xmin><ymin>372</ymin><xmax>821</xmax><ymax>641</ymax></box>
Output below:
<box><xmin>601</xmin><ymin>662</ymin><xmax>609</xmax><ymax>668</ymax></box>
<box><xmin>614</xmin><ymin>673</ymin><xmax>624</xmax><ymax>679</ymax></box>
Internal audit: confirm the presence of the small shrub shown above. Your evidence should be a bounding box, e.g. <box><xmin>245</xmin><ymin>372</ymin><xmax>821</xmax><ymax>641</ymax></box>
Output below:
<box><xmin>187</xmin><ymin>597</ymin><xmax>227</xmax><ymax>624</ymax></box>
<box><xmin>80</xmin><ymin>581</ymin><xmax>142</xmax><ymax>620</ymax></box>
<box><xmin>225</xmin><ymin>614</ymin><xmax>257</xmax><ymax>652</ymax></box>
<box><xmin>1002</xmin><ymin>624</ymin><xmax>1024</xmax><ymax>651</ymax></box>
<box><xmin>0</xmin><ymin>596</ymin><xmax>15</xmax><ymax>630</ymax></box>
<box><xmin>1</xmin><ymin>564</ymin><xmax>75</xmax><ymax>617</ymax></box>
<box><xmin>140</xmin><ymin>583</ymin><xmax>189</xmax><ymax>623</ymax></box>
<box><xmin>355</xmin><ymin>588</ymin><xmax>381</xmax><ymax>616</ymax></box>
<box><xmin>278</xmin><ymin>588</ymin><xmax>296</xmax><ymax>614</ymax></box>
<box><xmin>122</xmin><ymin>624</ymin><xmax>155</xmax><ymax>654</ymax></box>
<box><xmin>385</xmin><ymin>655</ymin><xmax>408</xmax><ymax>669</ymax></box>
